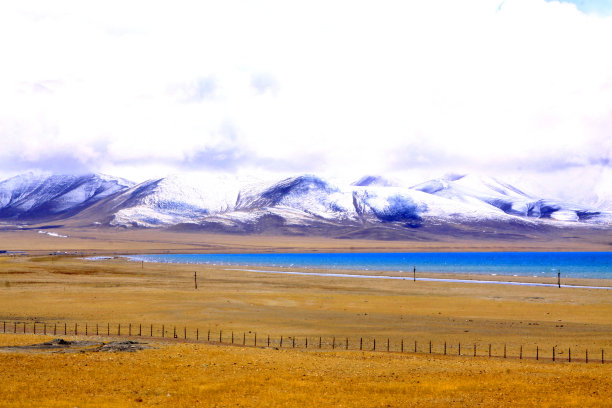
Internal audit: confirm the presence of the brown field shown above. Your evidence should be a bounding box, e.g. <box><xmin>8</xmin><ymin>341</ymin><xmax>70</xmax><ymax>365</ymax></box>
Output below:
<box><xmin>1</xmin><ymin>230</ymin><xmax>611</xmax><ymax>407</ymax></box>
<box><xmin>1</xmin><ymin>226</ymin><xmax>612</xmax><ymax>255</ymax></box>
<box><xmin>1</xmin><ymin>334</ymin><xmax>611</xmax><ymax>408</ymax></box>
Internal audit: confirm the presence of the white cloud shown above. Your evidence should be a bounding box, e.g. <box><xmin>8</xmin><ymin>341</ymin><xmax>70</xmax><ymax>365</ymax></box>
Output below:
<box><xmin>0</xmin><ymin>0</ymin><xmax>611</xmax><ymax>204</ymax></box>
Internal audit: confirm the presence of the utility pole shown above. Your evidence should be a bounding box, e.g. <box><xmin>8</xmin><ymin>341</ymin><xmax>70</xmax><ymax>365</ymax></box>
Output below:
<box><xmin>413</xmin><ymin>266</ymin><xmax>416</xmax><ymax>282</ymax></box>
<box><xmin>194</xmin><ymin>271</ymin><xmax>197</xmax><ymax>290</ymax></box>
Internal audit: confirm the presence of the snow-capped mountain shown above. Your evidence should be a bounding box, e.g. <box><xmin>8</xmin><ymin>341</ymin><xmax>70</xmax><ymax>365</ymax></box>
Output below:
<box><xmin>106</xmin><ymin>174</ymin><xmax>248</xmax><ymax>227</ymax></box>
<box><xmin>0</xmin><ymin>172</ymin><xmax>133</xmax><ymax>221</ymax></box>
<box><xmin>0</xmin><ymin>172</ymin><xmax>610</xmax><ymax>237</ymax></box>
<box><xmin>352</xmin><ymin>175</ymin><xmax>399</xmax><ymax>187</ymax></box>
<box><xmin>236</xmin><ymin>175</ymin><xmax>357</xmax><ymax>220</ymax></box>
<box><xmin>412</xmin><ymin>174</ymin><xmax>605</xmax><ymax>222</ymax></box>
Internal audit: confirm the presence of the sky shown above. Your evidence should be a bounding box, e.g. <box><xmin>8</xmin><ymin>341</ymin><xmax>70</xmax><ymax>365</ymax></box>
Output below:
<box><xmin>0</xmin><ymin>0</ymin><xmax>611</xmax><ymax>206</ymax></box>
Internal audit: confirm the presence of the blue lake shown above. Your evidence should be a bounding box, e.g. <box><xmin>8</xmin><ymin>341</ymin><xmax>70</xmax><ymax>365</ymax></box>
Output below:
<box><xmin>127</xmin><ymin>252</ymin><xmax>612</xmax><ymax>280</ymax></box>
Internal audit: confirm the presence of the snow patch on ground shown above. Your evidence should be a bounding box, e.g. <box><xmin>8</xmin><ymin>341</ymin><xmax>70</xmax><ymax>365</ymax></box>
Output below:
<box><xmin>38</xmin><ymin>230</ymin><xmax>68</xmax><ymax>238</ymax></box>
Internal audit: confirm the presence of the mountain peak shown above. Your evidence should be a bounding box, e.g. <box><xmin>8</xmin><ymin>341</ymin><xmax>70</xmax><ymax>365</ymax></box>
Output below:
<box><xmin>352</xmin><ymin>175</ymin><xmax>399</xmax><ymax>187</ymax></box>
<box><xmin>0</xmin><ymin>172</ymin><xmax>134</xmax><ymax>220</ymax></box>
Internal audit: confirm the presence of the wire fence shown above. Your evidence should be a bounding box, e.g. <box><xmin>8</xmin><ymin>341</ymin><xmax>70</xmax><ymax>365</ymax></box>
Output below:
<box><xmin>1</xmin><ymin>320</ymin><xmax>608</xmax><ymax>364</ymax></box>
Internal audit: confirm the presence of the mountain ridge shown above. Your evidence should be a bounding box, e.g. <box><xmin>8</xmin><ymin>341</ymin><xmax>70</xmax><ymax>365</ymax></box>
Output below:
<box><xmin>0</xmin><ymin>172</ymin><xmax>610</xmax><ymax>239</ymax></box>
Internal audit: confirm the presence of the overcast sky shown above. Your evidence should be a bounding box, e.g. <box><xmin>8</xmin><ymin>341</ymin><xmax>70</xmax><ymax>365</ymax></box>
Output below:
<box><xmin>0</xmin><ymin>0</ymin><xmax>611</xmax><ymax>204</ymax></box>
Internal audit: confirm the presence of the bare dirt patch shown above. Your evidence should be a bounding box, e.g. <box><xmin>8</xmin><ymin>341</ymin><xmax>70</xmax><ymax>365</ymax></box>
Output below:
<box><xmin>0</xmin><ymin>338</ymin><xmax>152</xmax><ymax>353</ymax></box>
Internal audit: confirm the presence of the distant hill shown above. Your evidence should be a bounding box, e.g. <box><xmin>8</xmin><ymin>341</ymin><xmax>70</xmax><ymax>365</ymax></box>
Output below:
<box><xmin>0</xmin><ymin>171</ymin><xmax>610</xmax><ymax>240</ymax></box>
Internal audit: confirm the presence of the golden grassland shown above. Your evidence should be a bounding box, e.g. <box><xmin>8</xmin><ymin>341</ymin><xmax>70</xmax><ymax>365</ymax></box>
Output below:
<box><xmin>1</xmin><ymin>333</ymin><xmax>611</xmax><ymax>408</ymax></box>
<box><xmin>0</xmin><ymin>231</ymin><xmax>611</xmax><ymax>407</ymax></box>
<box><xmin>1</xmin><ymin>256</ymin><xmax>611</xmax><ymax>352</ymax></box>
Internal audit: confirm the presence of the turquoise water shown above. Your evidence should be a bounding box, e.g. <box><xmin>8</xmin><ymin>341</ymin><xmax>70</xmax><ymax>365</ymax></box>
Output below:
<box><xmin>127</xmin><ymin>252</ymin><xmax>612</xmax><ymax>279</ymax></box>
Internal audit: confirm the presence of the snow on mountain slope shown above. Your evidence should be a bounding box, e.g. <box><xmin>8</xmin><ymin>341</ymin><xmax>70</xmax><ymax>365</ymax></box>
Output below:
<box><xmin>412</xmin><ymin>174</ymin><xmax>534</xmax><ymax>215</ymax></box>
<box><xmin>235</xmin><ymin>175</ymin><xmax>358</xmax><ymax>221</ymax></box>
<box><xmin>186</xmin><ymin>173</ymin><xmax>612</xmax><ymax>228</ymax></box>
<box><xmin>410</xmin><ymin>173</ymin><xmax>609</xmax><ymax>223</ymax></box>
<box><xmin>227</xmin><ymin>174</ymin><xmax>524</xmax><ymax>227</ymax></box>
<box><xmin>0</xmin><ymin>172</ymin><xmax>133</xmax><ymax>220</ymax></box>
<box><xmin>352</xmin><ymin>184</ymin><xmax>528</xmax><ymax>226</ymax></box>
<box><xmin>109</xmin><ymin>174</ymin><xmax>251</xmax><ymax>227</ymax></box>
<box><xmin>0</xmin><ymin>172</ymin><xmax>49</xmax><ymax>209</ymax></box>
<box><xmin>352</xmin><ymin>175</ymin><xmax>400</xmax><ymax>187</ymax></box>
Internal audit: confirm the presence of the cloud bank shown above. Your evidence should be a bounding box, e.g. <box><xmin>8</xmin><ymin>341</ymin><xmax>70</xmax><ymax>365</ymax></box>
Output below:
<box><xmin>0</xmin><ymin>0</ymin><xmax>611</xmax><ymax>204</ymax></box>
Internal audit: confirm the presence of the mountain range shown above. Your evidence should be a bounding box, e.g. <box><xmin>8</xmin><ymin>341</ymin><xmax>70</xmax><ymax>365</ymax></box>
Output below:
<box><xmin>0</xmin><ymin>172</ymin><xmax>610</xmax><ymax>240</ymax></box>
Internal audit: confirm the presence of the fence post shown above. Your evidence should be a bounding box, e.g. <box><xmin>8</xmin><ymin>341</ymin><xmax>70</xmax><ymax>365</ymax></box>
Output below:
<box><xmin>305</xmin><ymin>337</ymin><xmax>308</xmax><ymax>348</ymax></box>
<box><xmin>208</xmin><ymin>330</ymin><xmax>211</xmax><ymax>342</ymax></box>
<box><xmin>429</xmin><ymin>340</ymin><xmax>432</xmax><ymax>354</ymax></box>
<box><xmin>386</xmin><ymin>338</ymin><xmax>389</xmax><ymax>352</ymax></box>
<box><xmin>602</xmin><ymin>349</ymin><xmax>604</xmax><ymax>364</ymax></box>
<box><xmin>569</xmin><ymin>348</ymin><xmax>571</xmax><ymax>363</ymax></box>
<box><xmin>197</xmin><ymin>328</ymin><xmax>199</xmax><ymax>341</ymax></box>
<box><xmin>536</xmin><ymin>346</ymin><xmax>539</xmax><ymax>360</ymax></box>
<box><xmin>139</xmin><ymin>324</ymin><xmax>142</xmax><ymax>336</ymax></box>
<box><xmin>107</xmin><ymin>323</ymin><xmax>110</xmax><ymax>336</ymax></box>
<box><xmin>255</xmin><ymin>333</ymin><xmax>257</xmax><ymax>346</ymax></box>
<box><xmin>280</xmin><ymin>336</ymin><xmax>283</xmax><ymax>347</ymax></box>
<box><xmin>520</xmin><ymin>345</ymin><xmax>522</xmax><ymax>360</ymax></box>
<box><xmin>243</xmin><ymin>332</ymin><xmax>246</xmax><ymax>345</ymax></box>
<box><xmin>332</xmin><ymin>337</ymin><xmax>335</xmax><ymax>350</ymax></box>
<box><xmin>151</xmin><ymin>324</ymin><xmax>153</xmax><ymax>337</ymax></box>
<box><xmin>118</xmin><ymin>323</ymin><xmax>121</xmax><ymax>336</ymax></box>
<box><xmin>373</xmin><ymin>338</ymin><xmax>376</xmax><ymax>351</ymax></box>
<box><xmin>360</xmin><ymin>337</ymin><xmax>363</xmax><ymax>351</ymax></box>
<box><xmin>458</xmin><ymin>342</ymin><xmax>461</xmax><ymax>356</ymax></box>
<box><xmin>267</xmin><ymin>334</ymin><xmax>270</xmax><ymax>347</ymax></box>
<box><xmin>96</xmin><ymin>324</ymin><xmax>99</xmax><ymax>336</ymax></box>
<box><xmin>54</xmin><ymin>323</ymin><xmax>57</xmax><ymax>336</ymax></box>
<box><xmin>586</xmin><ymin>349</ymin><xmax>588</xmax><ymax>364</ymax></box>
<box><xmin>346</xmin><ymin>337</ymin><xmax>348</xmax><ymax>350</ymax></box>
<box><xmin>504</xmin><ymin>344</ymin><xmax>506</xmax><ymax>359</ymax></box>
<box><xmin>44</xmin><ymin>323</ymin><xmax>47</xmax><ymax>335</ymax></box>
<box><xmin>64</xmin><ymin>323</ymin><xmax>67</xmax><ymax>335</ymax></box>
<box><xmin>220</xmin><ymin>330</ymin><xmax>222</xmax><ymax>343</ymax></box>
<box><xmin>173</xmin><ymin>326</ymin><xmax>176</xmax><ymax>339</ymax></box>
<box><xmin>75</xmin><ymin>323</ymin><xmax>77</xmax><ymax>336</ymax></box>
<box><xmin>184</xmin><ymin>327</ymin><xmax>187</xmax><ymax>340</ymax></box>
<box><xmin>2</xmin><ymin>321</ymin><xmax>4</xmax><ymax>333</ymax></box>
<box><xmin>293</xmin><ymin>337</ymin><xmax>295</xmax><ymax>348</ymax></box>
<box><xmin>319</xmin><ymin>337</ymin><xmax>322</xmax><ymax>349</ymax></box>
<box><xmin>162</xmin><ymin>325</ymin><xmax>165</xmax><ymax>338</ymax></box>
<box><xmin>488</xmin><ymin>344</ymin><xmax>491</xmax><ymax>358</ymax></box>
<box><xmin>414</xmin><ymin>340</ymin><xmax>417</xmax><ymax>353</ymax></box>
<box><xmin>553</xmin><ymin>346</ymin><xmax>555</xmax><ymax>362</ymax></box>
<box><xmin>232</xmin><ymin>331</ymin><xmax>234</xmax><ymax>344</ymax></box>
<box><xmin>474</xmin><ymin>344</ymin><xmax>476</xmax><ymax>357</ymax></box>
<box><xmin>33</xmin><ymin>322</ymin><xmax>36</xmax><ymax>334</ymax></box>
<box><xmin>85</xmin><ymin>324</ymin><xmax>87</xmax><ymax>336</ymax></box>
<box><xmin>129</xmin><ymin>324</ymin><xmax>132</xmax><ymax>336</ymax></box>
<box><xmin>401</xmin><ymin>339</ymin><xmax>403</xmax><ymax>353</ymax></box>
<box><xmin>444</xmin><ymin>341</ymin><xmax>447</xmax><ymax>355</ymax></box>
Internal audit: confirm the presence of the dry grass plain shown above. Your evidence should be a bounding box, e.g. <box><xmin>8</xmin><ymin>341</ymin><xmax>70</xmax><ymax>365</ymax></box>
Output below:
<box><xmin>1</xmin><ymin>226</ymin><xmax>612</xmax><ymax>255</ymax></box>
<box><xmin>1</xmin><ymin>334</ymin><xmax>611</xmax><ymax>408</ymax></box>
<box><xmin>0</xmin><ymin>231</ymin><xmax>611</xmax><ymax>407</ymax></box>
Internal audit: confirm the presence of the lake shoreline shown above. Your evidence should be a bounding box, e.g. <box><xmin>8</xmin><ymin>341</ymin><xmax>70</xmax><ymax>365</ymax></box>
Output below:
<box><xmin>99</xmin><ymin>253</ymin><xmax>612</xmax><ymax>289</ymax></box>
<box><xmin>120</xmin><ymin>251</ymin><xmax>612</xmax><ymax>283</ymax></box>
